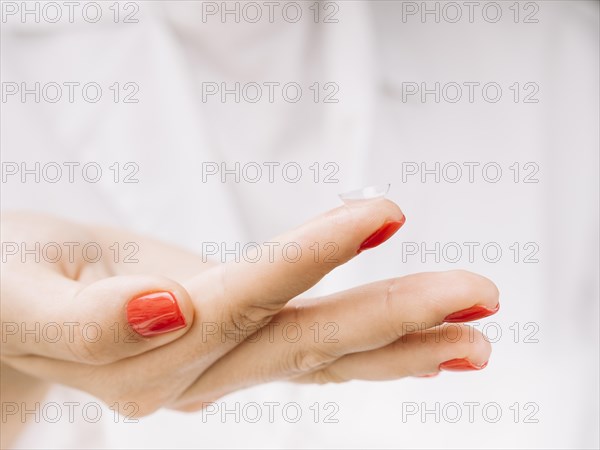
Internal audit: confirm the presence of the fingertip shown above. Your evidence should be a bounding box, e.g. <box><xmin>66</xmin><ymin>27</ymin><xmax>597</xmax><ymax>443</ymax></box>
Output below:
<box><xmin>357</xmin><ymin>217</ymin><xmax>406</xmax><ymax>253</ymax></box>
<box><xmin>67</xmin><ymin>275</ymin><xmax>195</xmax><ymax>364</ymax></box>
<box><xmin>436</xmin><ymin>324</ymin><xmax>492</xmax><ymax>372</ymax></box>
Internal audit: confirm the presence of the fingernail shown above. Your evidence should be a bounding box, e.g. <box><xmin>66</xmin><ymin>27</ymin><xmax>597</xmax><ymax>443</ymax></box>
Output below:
<box><xmin>127</xmin><ymin>291</ymin><xmax>186</xmax><ymax>337</ymax></box>
<box><xmin>443</xmin><ymin>303</ymin><xmax>500</xmax><ymax>323</ymax></box>
<box><xmin>439</xmin><ymin>358</ymin><xmax>488</xmax><ymax>372</ymax></box>
<box><xmin>339</xmin><ymin>183</ymin><xmax>390</xmax><ymax>203</ymax></box>
<box><xmin>417</xmin><ymin>372</ymin><xmax>440</xmax><ymax>378</ymax></box>
<box><xmin>358</xmin><ymin>217</ymin><xmax>406</xmax><ymax>253</ymax></box>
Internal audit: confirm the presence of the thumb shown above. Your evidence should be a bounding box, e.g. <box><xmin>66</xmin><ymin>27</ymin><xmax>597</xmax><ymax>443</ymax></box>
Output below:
<box><xmin>1</xmin><ymin>273</ymin><xmax>194</xmax><ymax>365</ymax></box>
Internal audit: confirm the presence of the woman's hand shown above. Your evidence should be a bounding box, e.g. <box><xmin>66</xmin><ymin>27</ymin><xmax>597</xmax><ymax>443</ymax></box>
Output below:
<box><xmin>0</xmin><ymin>199</ymin><xmax>499</xmax><ymax>417</ymax></box>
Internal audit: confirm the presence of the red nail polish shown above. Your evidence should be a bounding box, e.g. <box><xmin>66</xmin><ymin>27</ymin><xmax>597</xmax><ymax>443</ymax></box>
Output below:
<box><xmin>443</xmin><ymin>303</ymin><xmax>500</xmax><ymax>323</ymax></box>
<box><xmin>358</xmin><ymin>217</ymin><xmax>406</xmax><ymax>253</ymax></box>
<box><xmin>439</xmin><ymin>358</ymin><xmax>488</xmax><ymax>371</ymax></box>
<box><xmin>127</xmin><ymin>291</ymin><xmax>186</xmax><ymax>337</ymax></box>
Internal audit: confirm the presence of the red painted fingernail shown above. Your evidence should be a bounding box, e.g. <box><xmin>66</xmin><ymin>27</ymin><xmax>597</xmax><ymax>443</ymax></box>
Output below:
<box><xmin>439</xmin><ymin>358</ymin><xmax>488</xmax><ymax>371</ymax></box>
<box><xmin>358</xmin><ymin>217</ymin><xmax>406</xmax><ymax>253</ymax></box>
<box><xmin>127</xmin><ymin>291</ymin><xmax>186</xmax><ymax>337</ymax></box>
<box><xmin>443</xmin><ymin>303</ymin><xmax>500</xmax><ymax>323</ymax></box>
<box><xmin>417</xmin><ymin>372</ymin><xmax>440</xmax><ymax>378</ymax></box>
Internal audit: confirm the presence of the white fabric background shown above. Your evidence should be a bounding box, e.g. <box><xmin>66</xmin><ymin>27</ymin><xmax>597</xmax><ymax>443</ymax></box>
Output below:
<box><xmin>1</xmin><ymin>1</ymin><xmax>598</xmax><ymax>448</ymax></box>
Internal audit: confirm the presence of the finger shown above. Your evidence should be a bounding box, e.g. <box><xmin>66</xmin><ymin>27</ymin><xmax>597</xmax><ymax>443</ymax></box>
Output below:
<box><xmin>1</xmin><ymin>270</ymin><xmax>194</xmax><ymax>364</ymax></box>
<box><xmin>186</xmin><ymin>198</ymin><xmax>405</xmax><ymax>340</ymax></box>
<box><xmin>294</xmin><ymin>324</ymin><xmax>492</xmax><ymax>383</ymax></box>
<box><xmin>278</xmin><ymin>269</ymin><xmax>499</xmax><ymax>356</ymax></box>
<box><xmin>173</xmin><ymin>325</ymin><xmax>491</xmax><ymax>412</ymax></box>
<box><xmin>173</xmin><ymin>270</ymin><xmax>498</xmax><ymax>406</ymax></box>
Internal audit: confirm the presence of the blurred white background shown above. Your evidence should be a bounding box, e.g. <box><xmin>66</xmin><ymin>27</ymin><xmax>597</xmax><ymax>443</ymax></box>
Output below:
<box><xmin>1</xmin><ymin>1</ymin><xmax>598</xmax><ymax>448</ymax></box>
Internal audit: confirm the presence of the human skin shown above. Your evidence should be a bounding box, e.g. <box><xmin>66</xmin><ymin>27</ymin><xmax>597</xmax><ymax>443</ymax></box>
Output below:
<box><xmin>0</xmin><ymin>199</ymin><xmax>498</xmax><ymax>446</ymax></box>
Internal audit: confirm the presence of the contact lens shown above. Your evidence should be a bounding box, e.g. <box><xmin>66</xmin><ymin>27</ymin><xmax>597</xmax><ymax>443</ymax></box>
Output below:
<box><xmin>338</xmin><ymin>184</ymin><xmax>390</xmax><ymax>203</ymax></box>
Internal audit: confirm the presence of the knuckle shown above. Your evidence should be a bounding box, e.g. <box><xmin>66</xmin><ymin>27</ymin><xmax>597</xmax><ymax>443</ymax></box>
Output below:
<box><xmin>225</xmin><ymin>304</ymin><xmax>275</xmax><ymax>338</ymax></box>
<box><xmin>65</xmin><ymin>327</ymin><xmax>120</xmax><ymax>366</ymax></box>
<box><xmin>382</xmin><ymin>278</ymin><xmax>407</xmax><ymax>339</ymax></box>
<box><xmin>286</xmin><ymin>346</ymin><xmax>335</xmax><ymax>374</ymax></box>
<box><xmin>65</xmin><ymin>334</ymin><xmax>105</xmax><ymax>365</ymax></box>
